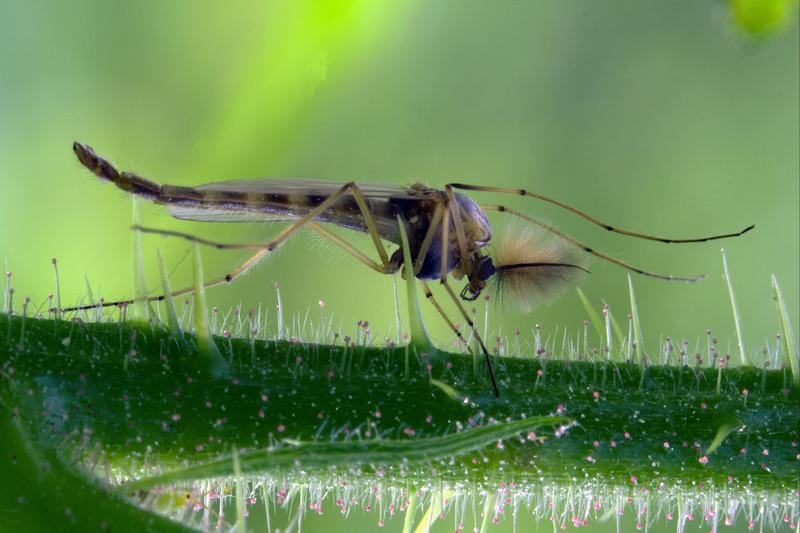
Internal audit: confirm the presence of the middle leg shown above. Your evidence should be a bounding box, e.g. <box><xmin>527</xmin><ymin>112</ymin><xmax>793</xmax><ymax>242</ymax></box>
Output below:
<box><xmin>427</xmin><ymin>203</ymin><xmax>500</xmax><ymax>397</ymax></box>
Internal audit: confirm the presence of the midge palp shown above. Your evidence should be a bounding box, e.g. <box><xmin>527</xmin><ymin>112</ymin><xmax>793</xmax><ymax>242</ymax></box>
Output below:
<box><xmin>65</xmin><ymin>142</ymin><xmax>755</xmax><ymax>398</ymax></box>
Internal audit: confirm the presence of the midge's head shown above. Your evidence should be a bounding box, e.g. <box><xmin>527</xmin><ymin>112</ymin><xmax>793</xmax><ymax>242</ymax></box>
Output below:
<box><xmin>451</xmin><ymin>193</ymin><xmax>589</xmax><ymax>307</ymax></box>
<box><xmin>459</xmin><ymin>254</ymin><xmax>496</xmax><ymax>301</ymax></box>
<box><xmin>460</xmin><ymin>223</ymin><xmax>591</xmax><ymax>311</ymax></box>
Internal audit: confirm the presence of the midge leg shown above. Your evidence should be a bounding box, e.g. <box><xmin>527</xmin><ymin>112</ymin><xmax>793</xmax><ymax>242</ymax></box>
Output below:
<box><xmin>437</xmin><ymin>224</ymin><xmax>500</xmax><ymax>397</ymax></box>
<box><xmin>60</xmin><ymin>182</ymin><xmax>395</xmax><ymax>312</ymax></box>
<box><xmin>439</xmin><ymin>279</ymin><xmax>500</xmax><ymax>397</ymax></box>
<box><xmin>443</xmin><ymin>201</ymin><xmax>500</xmax><ymax>365</ymax></box>
<box><xmin>411</xmin><ymin>201</ymin><xmax>445</xmax><ymax>276</ymax></box>
<box><xmin>445</xmin><ymin>186</ymin><xmax>469</xmax><ymax>270</ymax></box>
<box><xmin>482</xmin><ymin>204</ymin><xmax>707</xmax><ymax>282</ymax></box>
<box><xmin>419</xmin><ymin>281</ymin><xmax>473</xmax><ymax>354</ymax></box>
<box><xmin>154</xmin><ymin>202</ymin><xmax>501</xmax><ymax>396</ymax></box>
<box><xmin>131</xmin><ymin>221</ymin><xmax>393</xmax><ymax>275</ymax></box>
<box><xmin>60</xmin><ymin>246</ymin><xmax>272</xmax><ymax>313</ymax></box>
<box><xmin>397</xmin><ymin>201</ymin><xmax>500</xmax><ymax>397</ymax></box>
<box><xmin>307</xmin><ymin>222</ymin><xmax>387</xmax><ymax>273</ymax></box>
<box><xmin>440</xmin><ymin>203</ymin><xmax>451</xmax><ymax>282</ymax></box>
<box><xmin>420</xmin><ymin>201</ymin><xmax>500</xmax><ymax>398</ymax></box>
<box><xmin>449</xmin><ymin>183</ymin><xmax>754</xmax><ymax>244</ymax></box>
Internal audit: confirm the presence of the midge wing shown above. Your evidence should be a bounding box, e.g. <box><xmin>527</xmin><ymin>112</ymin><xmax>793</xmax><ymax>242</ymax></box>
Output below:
<box><xmin>168</xmin><ymin>178</ymin><xmax>427</xmax><ymax>239</ymax></box>
<box><xmin>169</xmin><ymin>207</ymin><xmax>293</xmax><ymax>222</ymax></box>
<box><xmin>195</xmin><ymin>178</ymin><xmax>421</xmax><ymax>199</ymax></box>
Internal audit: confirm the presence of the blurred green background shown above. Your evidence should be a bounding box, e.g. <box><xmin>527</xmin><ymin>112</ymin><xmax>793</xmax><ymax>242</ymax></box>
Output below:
<box><xmin>0</xmin><ymin>1</ymin><xmax>797</xmax><ymax>531</ymax></box>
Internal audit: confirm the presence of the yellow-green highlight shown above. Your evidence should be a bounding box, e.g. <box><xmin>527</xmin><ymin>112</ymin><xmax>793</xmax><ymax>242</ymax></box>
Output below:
<box><xmin>730</xmin><ymin>0</ymin><xmax>799</xmax><ymax>35</ymax></box>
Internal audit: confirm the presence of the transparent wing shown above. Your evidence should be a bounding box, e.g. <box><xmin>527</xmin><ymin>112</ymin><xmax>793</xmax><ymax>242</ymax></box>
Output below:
<box><xmin>169</xmin><ymin>178</ymin><xmax>428</xmax><ymax>224</ymax></box>
<box><xmin>196</xmin><ymin>178</ymin><xmax>423</xmax><ymax>200</ymax></box>
<box><xmin>169</xmin><ymin>206</ymin><xmax>299</xmax><ymax>223</ymax></box>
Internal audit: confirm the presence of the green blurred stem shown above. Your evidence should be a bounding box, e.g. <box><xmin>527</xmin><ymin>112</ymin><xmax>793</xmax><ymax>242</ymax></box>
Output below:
<box><xmin>1</xmin><ymin>383</ymin><xmax>190</xmax><ymax>533</ymax></box>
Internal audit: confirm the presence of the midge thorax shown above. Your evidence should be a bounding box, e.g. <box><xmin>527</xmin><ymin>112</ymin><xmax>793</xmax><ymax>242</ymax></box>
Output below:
<box><xmin>376</xmin><ymin>187</ymin><xmax>494</xmax><ymax>290</ymax></box>
<box><xmin>69</xmin><ymin>141</ymin><xmax>754</xmax><ymax>398</ymax></box>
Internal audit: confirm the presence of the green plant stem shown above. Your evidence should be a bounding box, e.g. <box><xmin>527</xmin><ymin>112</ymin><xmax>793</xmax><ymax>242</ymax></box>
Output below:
<box><xmin>1</xmin><ymin>314</ymin><xmax>796</xmax><ymax>493</ymax></box>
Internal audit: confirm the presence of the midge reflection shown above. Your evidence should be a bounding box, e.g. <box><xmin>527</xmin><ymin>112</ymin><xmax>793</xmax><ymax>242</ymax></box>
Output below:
<box><xmin>68</xmin><ymin>142</ymin><xmax>754</xmax><ymax>397</ymax></box>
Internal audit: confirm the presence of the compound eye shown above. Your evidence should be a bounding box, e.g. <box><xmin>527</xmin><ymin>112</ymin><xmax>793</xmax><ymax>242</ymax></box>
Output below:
<box><xmin>476</xmin><ymin>257</ymin><xmax>496</xmax><ymax>281</ymax></box>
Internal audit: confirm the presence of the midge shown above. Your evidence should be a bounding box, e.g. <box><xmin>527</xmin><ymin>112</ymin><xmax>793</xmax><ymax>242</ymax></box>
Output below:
<box><xmin>69</xmin><ymin>142</ymin><xmax>753</xmax><ymax>397</ymax></box>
